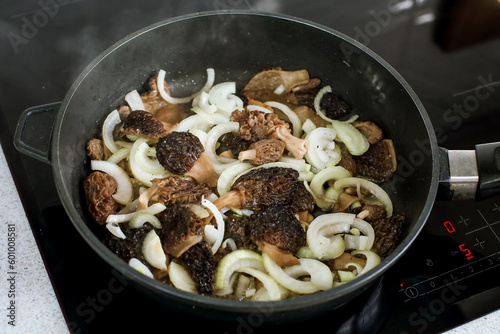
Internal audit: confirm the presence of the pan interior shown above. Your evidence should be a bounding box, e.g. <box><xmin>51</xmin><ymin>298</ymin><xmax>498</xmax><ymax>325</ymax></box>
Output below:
<box><xmin>51</xmin><ymin>11</ymin><xmax>438</xmax><ymax>315</ymax></box>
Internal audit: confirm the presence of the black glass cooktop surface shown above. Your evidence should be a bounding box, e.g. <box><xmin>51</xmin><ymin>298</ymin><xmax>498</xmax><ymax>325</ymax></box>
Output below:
<box><xmin>1</xmin><ymin>1</ymin><xmax>499</xmax><ymax>333</ymax></box>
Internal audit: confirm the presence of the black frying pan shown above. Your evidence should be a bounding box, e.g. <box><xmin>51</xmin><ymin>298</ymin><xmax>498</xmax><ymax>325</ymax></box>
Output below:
<box><xmin>13</xmin><ymin>10</ymin><xmax>500</xmax><ymax>323</ymax></box>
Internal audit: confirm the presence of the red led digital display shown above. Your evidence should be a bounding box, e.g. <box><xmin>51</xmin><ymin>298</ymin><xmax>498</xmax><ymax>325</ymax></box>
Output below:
<box><xmin>444</xmin><ymin>221</ymin><xmax>455</xmax><ymax>233</ymax></box>
<box><xmin>459</xmin><ymin>243</ymin><xmax>474</xmax><ymax>260</ymax></box>
<box><xmin>443</xmin><ymin>221</ymin><xmax>473</xmax><ymax>260</ymax></box>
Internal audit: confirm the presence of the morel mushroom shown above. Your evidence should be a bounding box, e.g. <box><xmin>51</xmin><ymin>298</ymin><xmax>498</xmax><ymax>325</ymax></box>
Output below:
<box><xmin>223</xmin><ymin>212</ymin><xmax>256</xmax><ymax>251</ymax></box>
<box><xmin>370</xmin><ymin>213</ymin><xmax>405</xmax><ymax>257</ymax></box>
<box><xmin>159</xmin><ymin>204</ymin><xmax>216</xmax><ymax>295</ymax></box>
<box><xmin>159</xmin><ymin>204</ymin><xmax>204</xmax><ymax>258</ymax></box>
<box><xmin>179</xmin><ymin>240</ymin><xmax>216</xmax><ymax>295</ymax></box>
<box><xmin>137</xmin><ymin>175</ymin><xmax>213</xmax><ymax>209</ymax></box>
<box><xmin>83</xmin><ymin>171</ymin><xmax>120</xmax><ymax>225</ymax></box>
<box><xmin>291</xmin><ymin>85</ymin><xmax>350</xmax><ymax>119</ymax></box>
<box><xmin>105</xmin><ymin>223</ymin><xmax>155</xmax><ymax>263</ymax></box>
<box><xmin>230</xmin><ymin>109</ymin><xmax>308</xmax><ymax>160</ymax></box>
<box><xmin>121</xmin><ymin>110</ymin><xmax>175</xmax><ymax>138</ymax></box>
<box><xmin>354</xmin><ymin>139</ymin><xmax>397</xmax><ymax>180</ymax></box>
<box><xmin>156</xmin><ymin>131</ymin><xmax>219</xmax><ymax>187</ymax></box>
<box><xmin>238</xmin><ymin>138</ymin><xmax>286</xmax><ymax>165</ymax></box>
<box><xmin>250</xmin><ymin>205</ymin><xmax>306</xmax><ymax>267</ymax></box>
<box><xmin>242</xmin><ymin>67</ymin><xmax>310</xmax><ymax>103</ymax></box>
<box><xmin>213</xmin><ymin>167</ymin><xmax>306</xmax><ymax>211</ymax></box>
<box><xmin>351</xmin><ymin>121</ymin><xmax>383</xmax><ymax>145</ymax></box>
<box><xmin>86</xmin><ymin>138</ymin><xmax>105</xmax><ymax>161</ymax></box>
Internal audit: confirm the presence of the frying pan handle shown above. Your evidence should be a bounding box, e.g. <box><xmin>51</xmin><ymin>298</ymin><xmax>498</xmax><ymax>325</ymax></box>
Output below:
<box><xmin>13</xmin><ymin>102</ymin><xmax>61</xmax><ymax>165</ymax></box>
<box><xmin>475</xmin><ymin>142</ymin><xmax>500</xmax><ymax>198</ymax></box>
<box><xmin>439</xmin><ymin>142</ymin><xmax>500</xmax><ymax>200</ymax></box>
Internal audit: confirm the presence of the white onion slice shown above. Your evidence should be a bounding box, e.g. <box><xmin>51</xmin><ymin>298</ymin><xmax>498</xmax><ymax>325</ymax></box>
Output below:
<box><xmin>304</xmin><ymin>127</ymin><xmax>338</xmax><ymax>170</ymax></box>
<box><xmin>193</xmin><ymin>91</ymin><xmax>217</xmax><ymax>114</ymax></box>
<box><xmin>301</xmin><ymin>119</ymin><xmax>317</xmax><ymax>136</ymax></box>
<box><xmin>129</xmin><ymin>138</ymin><xmax>169</xmax><ymax>186</ymax></box>
<box><xmin>169</xmin><ymin>261</ymin><xmax>197</xmax><ymax>293</ymax></box>
<box><xmin>157</xmin><ymin>68</ymin><xmax>215</xmax><ymax>104</ymax></box>
<box><xmin>313</xmin><ymin>85</ymin><xmax>337</xmax><ymax>123</ymax></box>
<box><xmin>344</xmin><ymin>234</ymin><xmax>370</xmax><ymax>250</ymax></box>
<box><xmin>262</xmin><ymin>253</ymin><xmax>333</xmax><ymax>294</ymax></box>
<box><xmin>306</xmin><ymin>213</ymin><xmax>355</xmax><ymax>260</ymax></box>
<box><xmin>106</xmin><ymin>203</ymin><xmax>166</xmax><ymax>224</ymax></box>
<box><xmin>102</xmin><ymin>109</ymin><xmax>122</xmax><ymax>153</ymax></box>
<box><xmin>246</xmin><ymin>104</ymin><xmax>273</xmax><ymax>113</ymax></box>
<box><xmin>90</xmin><ymin>160</ymin><xmax>133</xmax><ymax>204</ymax></box>
<box><xmin>129</xmin><ymin>212</ymin><xmax>162</xmax><ymax>229</ymax></box>
<box><xmin>107</xmin><ymin>147</ymin><xmax>130</xmax><ymax>164</ymax></box>
<box><xmin>351</xmin><ymin>250</ymin><xmax>381</xmax><ymax>276</ymax></box>
<box><xmin>351</xmin><ymin>218</ymin><xmax>375</xmax><ymax>250</ymax></box>
<box><xmin>309</xmin><ymin>166</ymin><xmax>351</xmax><ymax>200</ymax></box>
<box><xmin>135</xmin><ymin>141</ymin><xmax>165</xmax><ymax>175</ymax></box>
<box><xmin>329</xmin><ymin>121</ymin><xmax>369</xmax><ymax>156</ymax></box>
<box><xmin>217</xmin><ymin>162</ymin><xmax>253</xmax><ymax>196</ymax></box>
<box><xmin>236</xmin><ymin>267</ymin><xmax>282</xmax><ymax>301</ymax></box>
<box><xmin>333</xmin><ymin>177</ymin><xmax>393</xmax><ymax>217</ymax></box>
<box><xmin>106</xmin><ymin>223</ymin><xmax>126</xmax><ymax>239</ymax></box>
<box><xmin>265</xmin><ymin>101</ymin><xmax>303</xmax><ymax>138</ymax></box>
<box><xmin>215</xmin><ymin>250</ymin><xmax>265</xmax><ymax>293</ymax></box>
<box><xmin>125</xmin><ymin>89</ymin><xmax>146</xmax><ymax>111</ymax></box>
<box><xmin>222</xmin><ymin>238</ymin><xmax>237</xmax><ymax>252</ymax></box>
<box><xmin>283</xmin><ymin>258</ymin><xmax>334</xmax><ymax>291</ymax></box>
<box><xmin>129</xmin><ymin>258</ymin><xmax>154</xmax><ymax>279</ymax></box>
<box><xmin>273</xmin><ymin>84</ymin><xmax>286</xmax><ymax>95</ymax></box>
<box><xmin>202</xmin><ymin>196</ymin><xmax>225</xmax><ymax>254</ymax></box>
<box><xmin>208</xmin><ymin>82</ymin><xmax>242</xmax><ymax>115</ymax></box>
<box><xmin>175</xmin><ymin>114</ymin><xmax>213</xmax><ymax>133</ymax></box>
<box><xmin>142</xmin><ymin>230</ymin><xmax>168</xmax><ymax>270</ymax></box>
<box><xmin>204</xmin><ymin>121</ymin><xmax>241</xmax><ymax>174</ymax></box>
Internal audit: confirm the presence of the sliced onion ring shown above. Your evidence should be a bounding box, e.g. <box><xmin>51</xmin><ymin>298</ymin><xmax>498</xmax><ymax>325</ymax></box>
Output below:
<box><xmin>265</xmin><ymin>101</ymin><xmax>303</xmax><ymax>138</ymax></box>
<box><xmin>215</xmin><ymin>250</ymin><xmax>264</xmax><ymax>294</ymax></box>
<box><xmin>169</xmin><ymin>261</ymin><xmax>197</xmax><ymax>293</ymax></box>
<box><xmin>125</xmin><ymin>89</ymin><xmax>146</xmax><ymax>111</ymax></box>
<box><xmin>90</xmin><ymin>160</ymin><xmax>133</xmax><ymax>204</ymax></box>
<box><xmin>129</xmin><ymin>138</ymin><xmax>169</xmax><ymax>186</ymax></box>
<box><xmin>157</xmin><ymin>68</ymin><xmax>215</xmax><ymax>104</ymax></box>
<box><xmin>201</xmin><ymin>196</ymin><xmax>225</xmax><ymax>254</ymax></box>
<box><xmin>142</xmin><ymin>230</ymin><xmax>168</xmax><ymax>270</ymax></box>
<box><xmin>129</xmin><ymin>212</ymin><xmax>162</xmax><ymax>229</ymax></box>
<box><xmin>351</xmin><ymin>250</ymin><xmax>381</xmax><ymax>276</ymax></box>
<box><xmin>236</xmin><ymin>267</ymin><xmax>282</xmax><ymax>301</ymax></box>
<box><xmin>106</xmin><ymin>203</ymin><xmax>166</xmax><ymax>224</ymax></box>
<box><xmin>204</xmin><ymin>121</ymin><xmax>241</xmax><ymax>174</ymax></box>
<box><xmin>306</xmin><ymin>213</ymin><xmax>355</xmax><ymax>260</ymax></box>
<box><xmin>129</xmin><ymin>258</ymin><xmax>154</xmax><ymax>278</ymax></box>
<box><xmin>314</xmin><ymin>85</ymin><xmax>336</xmax><ymax>123</ymax></box>
<box><xmin>333</xmin><ymin>177</ymin><xmax>393</xmax><ymax>217</ymax></box>
<box><xmin>262</xmin><ymin>253</ymin><xmax>333</xmax><ymax>294</ymax></box>
<box><xmin>102</xmin><ymin>109</ymin><xmax>122</xmax><ymax>153</ymax></box>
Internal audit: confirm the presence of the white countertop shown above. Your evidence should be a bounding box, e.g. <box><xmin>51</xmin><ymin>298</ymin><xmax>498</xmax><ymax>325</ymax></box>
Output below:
<box><xmin>0</xmin><ymin>143</ymin><xmax>498</xmax><ymax>334</ymax></box>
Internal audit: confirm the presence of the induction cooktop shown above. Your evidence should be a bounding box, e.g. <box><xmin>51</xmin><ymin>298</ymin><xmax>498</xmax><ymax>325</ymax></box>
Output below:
<box><xmin>1</xmin><ymin>1</ymin><xmax>499</xmax><ymax>333</ymax></box>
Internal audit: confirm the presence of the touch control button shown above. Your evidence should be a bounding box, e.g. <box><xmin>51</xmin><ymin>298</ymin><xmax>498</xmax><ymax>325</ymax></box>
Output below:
<box><xmin>405</xmin><ymin>286</ymin><xmax>419</xmax><ymax>299</ymax></box>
